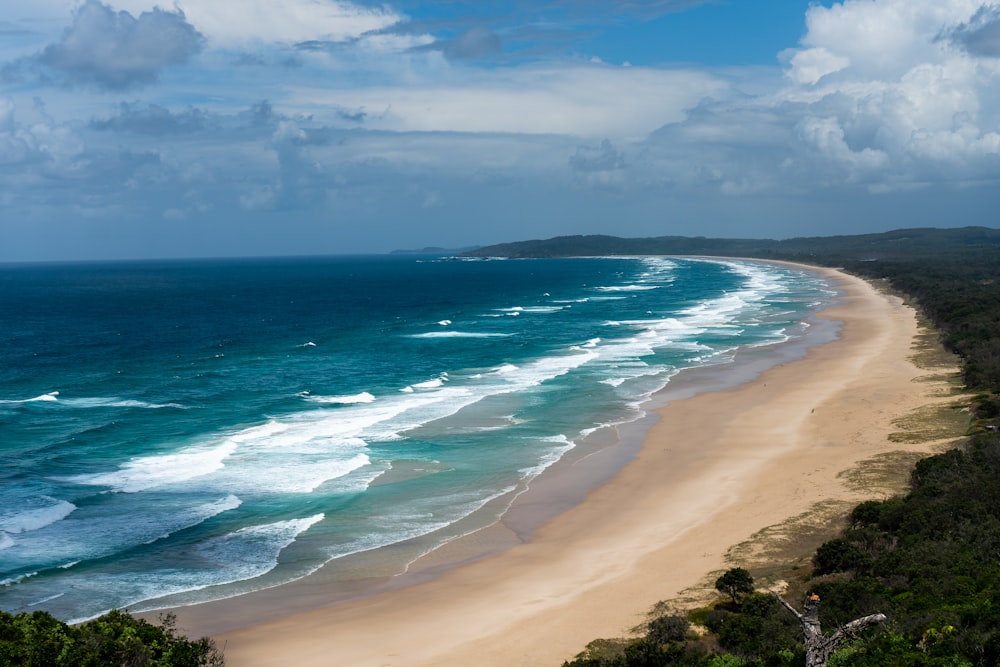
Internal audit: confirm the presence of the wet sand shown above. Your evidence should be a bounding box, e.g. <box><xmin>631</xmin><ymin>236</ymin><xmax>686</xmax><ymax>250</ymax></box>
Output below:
<box><xmin>173</xmin><ymin>265</ymin><xmax>959</xmax><ymax>666</ymax></box>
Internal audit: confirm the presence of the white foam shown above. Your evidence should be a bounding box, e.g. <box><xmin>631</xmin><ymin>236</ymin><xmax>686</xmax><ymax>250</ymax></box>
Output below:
<box><xmin>144</xmin><ymin>495</ymin><xmax>243</xmax><ymax>543</ymax></box>
<box><xmin>437</xmin><ymin>320</ymin><xmax>452</xmax><ymax>326</ymax></box>
<box><xmin>182</xmin><ymin>419</ymin><xmax>376</xmax><ymax>494</ymax></box>
<box><xmin>59</xmin><ymin>397</ymin><xmax>187</xmax><ymax>409</ymax></box>
<box><xmin>225</xmin><ymin>452</ymin><xmax>371</xmax><ymax>494</ymax></box>
<box><xmin>410</xmin><ymin>332</ymin><xmax>512</xmax><ymax>339</ymax></box>
<box><xmin>61</xmin><ymin>513</ymin><xmax>327</xmax><ymax>621</ymax></box>
<box><xmin>230</xmin><ymin>420</ymin><xmax>288</xmax><ymax>443</ymax></box>
<box><xmin>594</xmin><ymin>285</ymin><xmax>659</xmax><ymax>292</ymax></box>
<box><xmin>277</xmin><ymin>348</ymin><xmax>600</xmax><ymax>448</ymax></box>
<box><xmin>0</xmin><ymin>391</ymin><xmax>59</xmax><ymax>404</ymax></box>
<box><xmin>28</xmin><ymin>592</ymin><xmax>65</xmax><ymax>607</ymax></box>
<box><xmin>196</xmin><ymin>514</ymin><xmax>324</xmax><ymax>577</ymax></box>
<box><xmin>517</xmin><ymin>306</ymin><xmax>566</xmax><ymax>313</ymax></box>
<box><xmin>412</xmin><ymin>377</ymin><xmax>446</xmax><ymax>389</ymax></box>
<box><xmin>518</xmin><ymin>434</ymin><xmax>576</xmax><ymax>480</ymax></box>
<box><xmin>0</xmin><ymin>533</ymin><xmax>14</xmax><ymax>550</ymax></box>
<box><xmin>306</xmin><ymin>392</ymin><xmax>376</xmax><ymax>405</ymax></box>
<box><xmin>569</xmin><ymin>338</ymin><xmax>602</xmax><ymax>351</ymax></box>
<box><xmin>0</xmin><ymin>495</ymin><xmax>245</xmax><ymax>573</ymax></box>
<box><xmin>1</xmin><ymin>571</ymin><xmax>38</xmax><ymax>587</ymax></box>
<box><xmin>0</xmin><ymin>498</ymin><xmax>77</xmax><ymax>534</ymax></box>
<box><xmin>64</xmin><ymin>441</ymin><xmax>237</xmax><ymax>493</ymax></box>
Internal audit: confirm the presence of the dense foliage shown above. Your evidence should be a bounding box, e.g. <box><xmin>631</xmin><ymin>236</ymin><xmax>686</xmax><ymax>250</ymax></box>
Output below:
<box><xmin>837</xmin><ymin>256</ymin><xmax>1000</xmax><ymax>393</ymax></box>
<box><xmin>557</xmin><ymin>228</ymin><xmax>1000</xmax><ymax>666</ymax></box>
<box><xmin>0</xmin><ymin>609</ymin><xmax>223</xmax><ymax>667</ymax></box>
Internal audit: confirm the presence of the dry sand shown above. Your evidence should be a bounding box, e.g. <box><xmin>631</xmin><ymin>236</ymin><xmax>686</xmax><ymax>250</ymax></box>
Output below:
<box><xmin>176</xmin><ymin>265</ymin><xmax>963</xmax><ymax>667</ymax></box>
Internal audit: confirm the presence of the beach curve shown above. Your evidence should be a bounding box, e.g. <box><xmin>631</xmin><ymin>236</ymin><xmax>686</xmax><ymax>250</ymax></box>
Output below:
<box><xmin>170</xmin><ymin>264</ymin><xmax>959</xmax><ymax>667</ymax></box>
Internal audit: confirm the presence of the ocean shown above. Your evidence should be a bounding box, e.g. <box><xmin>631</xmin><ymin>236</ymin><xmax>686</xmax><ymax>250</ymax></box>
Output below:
<box><xmin>0</xmin><ymin>254</ymin><xmax>834</xmax><ymax>623</ymax></box>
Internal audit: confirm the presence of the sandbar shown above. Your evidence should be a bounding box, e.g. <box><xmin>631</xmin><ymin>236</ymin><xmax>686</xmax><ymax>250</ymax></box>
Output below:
<box><xmin>172</xmin><ymin>265</ymin><xmax>960</xmax><ymax>666</ymax></box>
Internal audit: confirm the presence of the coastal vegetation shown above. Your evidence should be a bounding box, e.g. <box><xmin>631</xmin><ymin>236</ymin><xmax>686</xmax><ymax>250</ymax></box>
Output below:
<box><xmin>532</xmin><ymin>226</ymin><xmax>1000</xmax><ymax>666</ymax></box>
<box><xmin>0</xmin><ymin>610</ymin><xmax>223</xmax><ymax>666</ymax></box>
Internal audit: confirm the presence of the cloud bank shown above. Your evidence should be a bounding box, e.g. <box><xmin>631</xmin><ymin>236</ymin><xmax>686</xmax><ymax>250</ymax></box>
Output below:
<box><xmin>0</xmin><ymin>0</ymin><xmax>998</xmax><ymax>261</ymax></box>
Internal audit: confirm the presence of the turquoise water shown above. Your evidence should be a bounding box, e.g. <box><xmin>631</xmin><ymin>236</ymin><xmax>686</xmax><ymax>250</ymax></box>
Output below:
<box><xmin>0</xmin><ymin>255</ymin><xmax>833</xmax><ymax>621</ymax></box>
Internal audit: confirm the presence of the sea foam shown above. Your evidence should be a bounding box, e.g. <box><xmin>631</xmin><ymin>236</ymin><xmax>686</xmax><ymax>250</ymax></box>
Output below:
<box><xmin>65</xmin><ymin>441</ymin><xmax>238</xmax><ymax>493</ymax></box>
<box><xmin>0</xmin><ymin>498</ymin><xmax>77</xmax><ymax>535</ymax></box>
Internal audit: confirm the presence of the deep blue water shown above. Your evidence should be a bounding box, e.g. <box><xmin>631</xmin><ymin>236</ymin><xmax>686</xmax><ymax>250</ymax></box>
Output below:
<box><xmin>0</xmin><ymin>255</ymin><xmax>832</xmax><ymax>621</ymax></box>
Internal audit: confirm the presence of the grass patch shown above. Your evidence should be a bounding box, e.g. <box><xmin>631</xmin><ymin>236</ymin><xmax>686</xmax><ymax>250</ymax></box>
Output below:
<box><xmin>888</xmin><ymin>401</ymin><xmax>971</xmax><ymax>443</ymax></box>
<box><xmin>838</xmin><ymin>450</ymin><xmax>930</xmax><ymax>495</ymax></box>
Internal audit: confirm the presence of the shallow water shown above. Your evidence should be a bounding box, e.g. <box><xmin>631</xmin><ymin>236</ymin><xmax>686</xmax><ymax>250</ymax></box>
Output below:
<box><xmin>0</xmin><ymin>255</ymin><xmax>833</xmax><ymax>621</ymax></box>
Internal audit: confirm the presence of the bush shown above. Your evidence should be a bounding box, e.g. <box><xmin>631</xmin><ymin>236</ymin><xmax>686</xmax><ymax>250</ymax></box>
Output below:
<box><xmin>715</xmin><ymin>568</ymin><xmax>755</xmax><ymax>604</ymax></box>
<box><xmin>0</xmin><ymin>609</ymin><xmax>223</xmax><ymax>667</ymax></box>
<box><xmin>813</xmin><ymin>538</ymin><xmax>871</xmax><ymax>575</ymax></box>
<box><xmin>647</xmin><ymin>615</ymin><xmax>690</xmax><ymax>644</ymax></box>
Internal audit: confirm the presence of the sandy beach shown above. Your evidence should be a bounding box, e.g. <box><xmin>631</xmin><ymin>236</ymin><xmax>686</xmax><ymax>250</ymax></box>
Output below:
<box><xmin>173</xmin><ymin>265</ymin><xmax>961</xmax><ymax>667</ymax></box>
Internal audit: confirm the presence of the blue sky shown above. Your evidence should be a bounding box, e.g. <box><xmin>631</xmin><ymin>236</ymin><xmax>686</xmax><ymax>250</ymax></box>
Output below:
<box><xmin>1</xmin><ymin>0</ymin><xmax>999</xmax><ymax>261</ymax></box>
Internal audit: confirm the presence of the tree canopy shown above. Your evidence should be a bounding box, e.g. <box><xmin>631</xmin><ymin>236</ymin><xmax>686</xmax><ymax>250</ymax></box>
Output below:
<box><xmin>0</xmin><ymin>609</ymin><xmax>223</xmax><ymax>667</ymax></box>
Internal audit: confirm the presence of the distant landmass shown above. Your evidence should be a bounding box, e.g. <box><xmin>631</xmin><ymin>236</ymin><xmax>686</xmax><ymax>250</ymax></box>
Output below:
<box><xmin>460</xmin><ymin>226</ymin><xmax>1000</xmax><ymax>262</ymax></box>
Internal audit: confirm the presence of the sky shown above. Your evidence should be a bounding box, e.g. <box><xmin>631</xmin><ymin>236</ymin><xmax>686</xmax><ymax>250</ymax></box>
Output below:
<box><xmin>1</xmin><ymin>0</ymin><xmax>999</xmax><ymax>261</ymax></box>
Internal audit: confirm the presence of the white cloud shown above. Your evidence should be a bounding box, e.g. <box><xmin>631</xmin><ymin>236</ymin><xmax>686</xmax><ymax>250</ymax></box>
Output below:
<box><xmin>289</xmin><ymin>64</ymin><xmax>727</xmax><ymax>137</ymax></box>
<box><xmin>112</xmin><ymin>0</ymin><xmax>402</xmax><ymax>47</ymax></box>
<box><xmin>785</xmin><ymin>47</ymin><xmax>850</xmax><ymax>85</ymax></box>
<box><xmin>687</xmin><ymin>0</ymin><xmax>1000</xmax><ymax>190</ymax></box>
<box><xmin>791</xmin><ymin>0</ymin><xmax>984</xmax><ymax>79</ymax></box>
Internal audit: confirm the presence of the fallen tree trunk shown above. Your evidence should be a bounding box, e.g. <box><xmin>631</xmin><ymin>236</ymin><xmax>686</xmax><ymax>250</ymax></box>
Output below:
<box><xmin>774</xmin><ymin>593</ymin><xmax>887</xmax><ymax>667</ymax></box>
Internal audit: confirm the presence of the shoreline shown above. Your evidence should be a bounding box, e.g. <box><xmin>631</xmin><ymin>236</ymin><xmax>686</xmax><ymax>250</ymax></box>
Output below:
<box><xmin>171</xmin><ymin>264</ymin><xmax>961</xmax><ymax>666</ymax></box>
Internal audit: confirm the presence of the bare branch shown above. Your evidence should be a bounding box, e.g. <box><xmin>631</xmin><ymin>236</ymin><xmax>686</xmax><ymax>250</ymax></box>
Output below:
<box><xmin>832</xmin><ymin>613</ymin><xmax>888</xmax><ymax>643</ymax></box>
<box><xmin>772</xmin><ymin>592</ymin><xmax>804</xmax><ymax>620</ymax></box>
<box><xmin>774</xmin><ymin>593</ymin><xmax>887</xmax><ymax>667</ymax></box>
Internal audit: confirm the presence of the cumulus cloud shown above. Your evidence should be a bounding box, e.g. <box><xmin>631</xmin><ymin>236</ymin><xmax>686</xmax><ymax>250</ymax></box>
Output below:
<box><xmin>38</xmin><ymin>0</ymin><xmax>204</xmax><ymax>90</ymax></box>
<box><xmin>637</xmin><ymin>0</ymin><xmax>1000</xmax><ymax>195</ymax></box>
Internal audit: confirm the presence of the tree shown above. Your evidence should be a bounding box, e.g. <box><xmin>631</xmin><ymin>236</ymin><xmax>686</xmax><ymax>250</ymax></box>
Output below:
<box><xmin>0</xmin><ymin>609</ymin><xmax>224</xmax><ymax>666</ymax></box>
<box><xmin>714</xmin><ymin>568</ymin><xmax>755</xmax><ymax>604</ymax></box>
<box><xmin>774</xmin><ymin>593</ymin><xmax>886</xmax><ymax>667</ymax></box>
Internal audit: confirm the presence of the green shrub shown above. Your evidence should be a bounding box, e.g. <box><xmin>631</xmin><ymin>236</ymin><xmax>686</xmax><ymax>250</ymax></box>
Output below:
<box><xmin>0</xmin><ymin>609</ymin><xmax>223</xmax><ymax>667</ymax></box>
